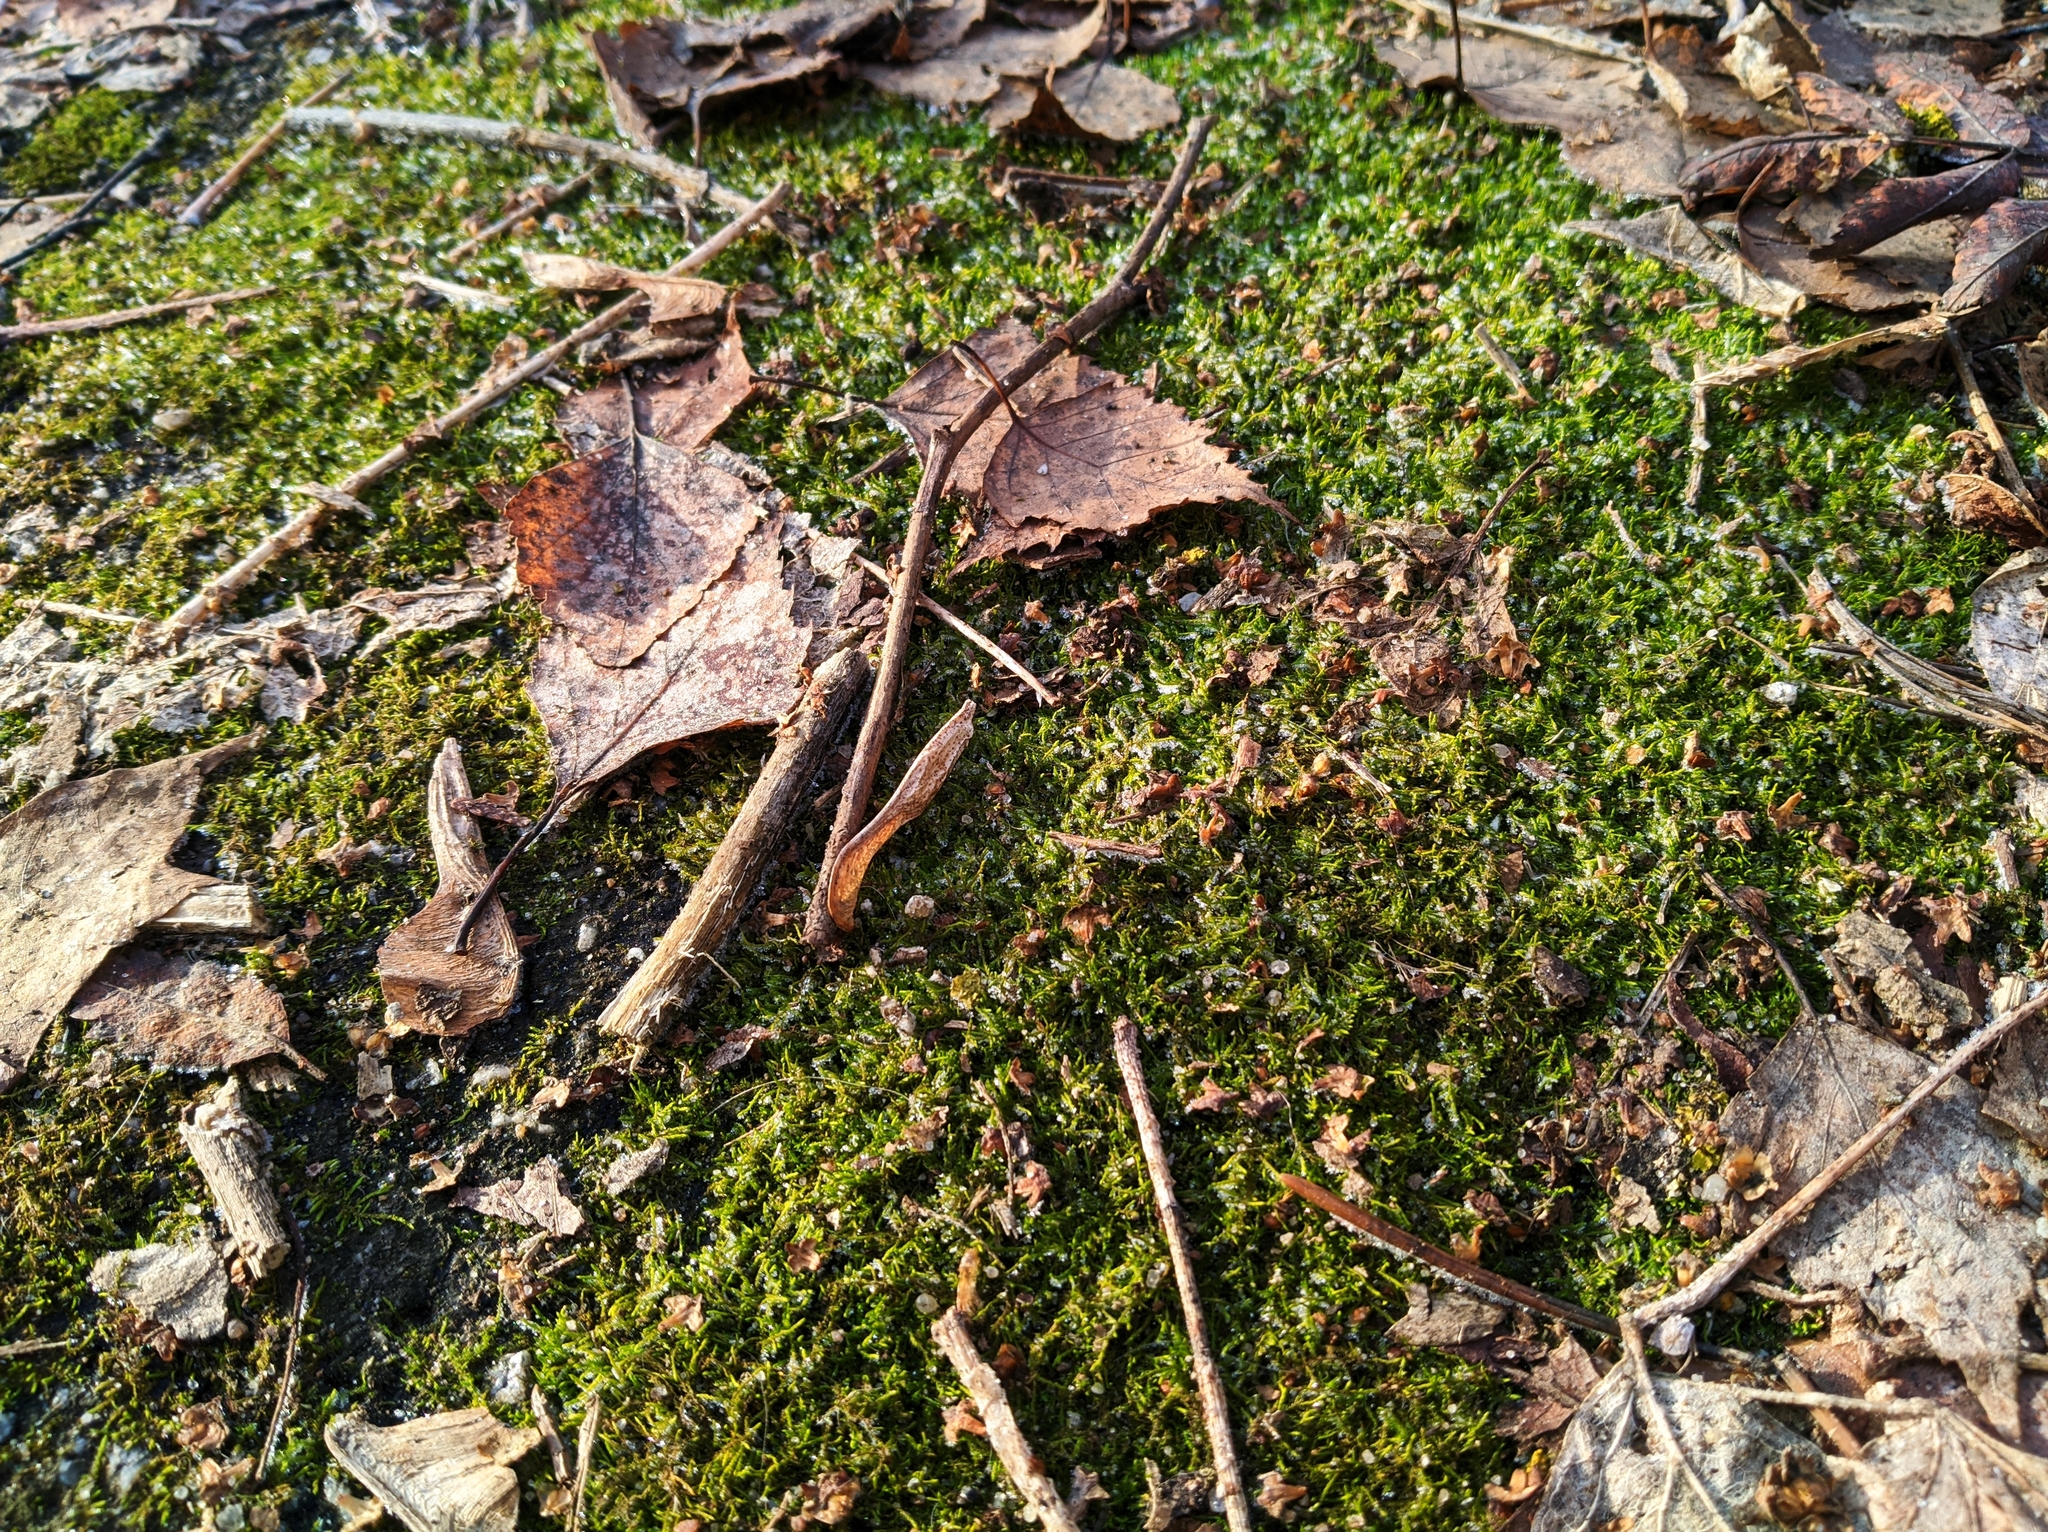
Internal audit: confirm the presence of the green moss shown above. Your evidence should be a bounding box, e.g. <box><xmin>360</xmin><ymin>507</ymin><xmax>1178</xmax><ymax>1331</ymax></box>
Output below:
<box><xmin>0</xmin><ymin>3</ymin><xmax>2036</xmax><ymax>1530</ymax></box>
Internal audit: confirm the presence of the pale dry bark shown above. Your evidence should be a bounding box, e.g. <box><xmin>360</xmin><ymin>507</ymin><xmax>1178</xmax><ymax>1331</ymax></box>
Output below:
<box><xmin>179</xmin><ymin>1077</ymin><xmax>290</xmax><ymax>1278</ymax></box>
<box><xmin>930</xmin><ymin>1306</ymin><xmax>1084</xmax><ymax>1532</ymax></box>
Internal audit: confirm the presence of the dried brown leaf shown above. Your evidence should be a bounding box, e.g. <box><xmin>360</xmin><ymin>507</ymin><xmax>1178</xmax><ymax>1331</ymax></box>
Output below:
<box><xmin>1970</xmin><ymin>547</ymin><xmax>2048</xmax><ymax>712</ymax></box>
<box><xmin>1942</xmin><ymin>196</ymin><xmax>2048</xmax><ymax>312</ymax></box>
<box><xmin>856</xmin><ymin>0</ymin><xmax>1105</xmax><ymax>108</ymax></box>
<box><xmin>519</xmin><ymin>252</ymin><xmax>726</xmax><ymax>327</ymax></box>
<box><xmin>555</xmin><ymin>304</ymin><xmax>755</xmax><ymax>457</ymax></box>
<box><xmin>1876</xmin><ymin>52</ymin><xmax>2029</xmax><ymax>149</ymax></box>
<box><xmin>1676</xmin><ymin>132</ymin><xmax>1889</xmax><ymax>205</ymax></box>
<box><xmin>0</xmin><ymin>735</ymin><xmax>253</xmax><ymax>1081</ymax></box>
<box><xmin>1791</xmin><ymin>73</ymin><xmax>1911</xmax><ymax>137</ymax></box>
<box><xmin>1567</xmin><ymin>204</ymin><xmax>1809</xmax><ymax>318</ymax></box>
<box><xmin>324</xmin><ymin>1409</ymin><xmax>540</xmax><ymax>1532</ymax></box>
<box><xmin>1819</xmin><ymin>153</ymin><xmax>2020</xmax><ymax>257</ymax></box>
<box><xmin>1940</xmin><ymin>472</ymin><xmax>2045</xmax><ymax>548</ymax></box>
<box><xmin>71</xmin><ymin>951</ymin><xmax>297</xmax><ymax>1073</ymax></box>
<box><xmin>960</xmin><ymin>377</ymin><xmax>1282</xmax><ymax>568</ymax></box>
<box><xmin>375</xmin><ymin>740</ymin><xmax>520</xmax><ymax>1038</ymax></box>
<box><xmin>823</xmin><ymin>700</ymin><xmax>976</xmax><ymax>930</ymax></box>
<box><xmin>450</xmin><ymin>1159</ymin><xmax>586</xmax><ymax>1238</ymax></box>
<box><xmin>506</xmin><ymin>435</ymin><xmax>762</xmax><ymax>669</ymax></box>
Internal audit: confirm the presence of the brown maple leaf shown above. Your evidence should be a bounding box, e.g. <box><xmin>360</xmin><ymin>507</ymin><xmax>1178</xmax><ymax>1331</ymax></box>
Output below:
<box><xmin>1256</xmin><ymin>1471</ymin><xmax>1309</xmax><ymax>1522</ymax></box>
<box><xmin>1917</xmin><ymin>892</ymin><xmax>1979</xmax><ymax>946</ymax></box>
<box><xmin>785</xmin><ymin>1237</ymin><xmax>823</xmax><ymax>1273</ymax></box>
<box><xmin>1185</xmin><ymin>1076</ymin><xmax>1238</xmax><ymax>1113</ymax></box>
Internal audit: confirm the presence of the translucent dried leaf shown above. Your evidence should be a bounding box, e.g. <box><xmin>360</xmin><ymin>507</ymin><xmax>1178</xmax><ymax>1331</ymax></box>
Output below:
<box><xmin>555</xmin><ymin>305</ymin><xmax>755</xmax><ymax>458</ymax></box>
<box><xmin>324</xmin><ymin>1408</ymin><xmax>540</xmax><ymax>1532</ymax></box>
<box><xmin>450</xmin><ymin>1158</ymin><xmax>585</xmax><ymax>1237</ymax></box>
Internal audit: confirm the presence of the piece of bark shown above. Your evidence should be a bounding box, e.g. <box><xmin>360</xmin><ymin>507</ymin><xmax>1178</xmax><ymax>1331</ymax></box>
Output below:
<box><xmin>376</xmin><ymin>739</ymin><xmax>520</xmax><ymax>1036</ymax></box>
<box><xmin>597</xmin><ymin>643</ymin><xmax>870</xmax><ymax>1046</ymax></box>
<box><xmin>88</xmin><ymin>1239</ymin><xmax>228</xmax><ymax>1342</ymax></box>
<box><xmin>179</xmin><ymin>1076</ymin><xmax>290</xmax><ymax>1278</ymax></box>
<box><xmin>73</xmin><ymin>950</ymin><xmax>309</xmax><ymax>1075</ymax></box>
<box><xmin>1112</xmin><ymin>1016</ymin><xmax>1254</xmax><ymax>1532</ymax></box>
<box><xmin>143</xmin><ymin>882</ymin><xmax>269</xmax><ymax>936</ymax></box>
<box><xmin>0</xmin><ymin>733</ymin><xmax>256</xmax><ymax>1081</ymax></box>
<box><xmin>325</xmin><ymin>1408</ymin><xmax>539</xmax><ymax>1532</ymax></box>
<box><xmin>931</xmin><ymin>1307</ymin><xmax>1085</xmax><ymax>1532</ymax></box>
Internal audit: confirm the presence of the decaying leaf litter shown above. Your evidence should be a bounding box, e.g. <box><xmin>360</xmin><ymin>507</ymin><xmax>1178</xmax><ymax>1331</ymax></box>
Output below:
<box><xmin>16</xmin><ymin>0</ymin><xmax>2048</xmax><ymax>1523</ymax></box>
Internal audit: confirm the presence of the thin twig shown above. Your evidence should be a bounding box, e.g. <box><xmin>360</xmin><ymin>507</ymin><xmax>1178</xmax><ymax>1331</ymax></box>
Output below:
<box><xmin>1633</xmin><ymin>984</ymin><xmax>2048</xmax><ymax>1328</ymax></box>
<box><xmin>446</xmin><ymin>166</ymin><xmax>598</xmax><ymax>266</ymax></box>
<box><xmin>140</xmin><ymin>181</ymin><xmax>789</xmax><ymax>654</ymax></box>
<box><xmin>851</xmin><ymin>554</ymin><xmax>1054</xmax><ymax>705</ymax></box>
<box><xmin>283</xmin><ymin>107</ymin><xmax>762</xmax><ymax>220</ymax></box>
<box><xmin>1945</xmin><ymin>320</ymin><xmax>2048</xmax><ymax>538</ymax></box>
<box><xmin>1604</xmin><ymin>499</ymin><xmax>1661</xmax><ymax>570</ymax></box>
<box><xmin>1698</xmin><ymin>868</ymin><xmax>1818</xmax><ymax>1022</ymax></box>
<box><xmin>32</xmin><ymin>598</ymin><xmax>141</xmax><ymax>624</ymax></box>
<box><xmin>804</xmin><ymin>116</ymin><xmax>1216</xmax><ymax>953</ymax></box>
<box><xmin>255</xmin><ymin>1213</ymin><xmax>310</xmax><ymax>1483</ymax></box>
<box><xmin>1279</xmin><ymin>1171</ymin><xmax>1619</xmax><ymax>1335</ymax></box>
<box><xmin>177</xmin><ymin>70</ymin><xmax>354</xmax><ymax>226</ymax></box>
<box><xmin>1776</xmin><ymin>1354</ymin><xmax>1861</xmax><ymax>1457</ymax></box>
<box><xmin>1684</xmin><ymin>358</ymin><xmax>1710</xmax><ymax>515</ymax></box>
<box><xmin>1621</xmin><ymin>1317</ymin><xmax>1738</xmax><ymax>1532</ymax></box>
<box><xmin>566</xmin><ymin>1394</ymin><xmax>599</xmax><ymax>1532</ymax></box>
<box><xmin>0</xmin><ymin>285</ymin><xmax>275</xmax><ymax>343</ymax></box>
<box><xmin>930</xmin><ymin>1307</ymin><xmax>1084</xmax><ymax>1532</ymax></box>
<box><xmin>0</xmin><ymin>129</ymin><xmax>171</xmax><ymax>275</ymax></box>
<box><xmin>1473</xmin><ymin>320</ymin><xmax>1532</xmax><ymax>403</ymax></box>
<box><xmin>1113</xmin><ymin>1017</ymin><xmax>1253</xmax><ymax>1532</ymax></box>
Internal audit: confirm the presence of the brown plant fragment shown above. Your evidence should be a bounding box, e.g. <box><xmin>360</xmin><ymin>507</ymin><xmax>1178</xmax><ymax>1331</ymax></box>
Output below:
<box><xmin>1942</xmin><ymin>197</ymin><xmax>2048</xmax><ymax>313</ymax></box>
<box><xmin>505</xmin><ymin>433</ymin><xmax>761</xmax><ymax>668</ymax></box>
<box><xmin>324</xmin><ymin>1408</ymin><xmax>541</xmax><ymax>1532</ymax></box>
<box><xmin>1820</xmin><ymin>152</ymin><xmax>2020</xmax><ymax>257</ymax></box>
<box><xmin>1531</xmin><ymin>946</ymin><xmax>1592</xmax><ymax>1008</ymax></box>
<box><xmin>519</xmin><ymin>252</ymin><xmax>727</xmax><ymax>327</ymax></box>
<box><xmin>823</xmin><ymin>700</ymin><xmax>975</xmax><ymax>931</ymax></box>
<box><xmin>1676</xmin><ymin>132</ymin><xmax>1889</xmax><ymax>206</ymax></box>
<box><xmin>375</xmin><ymin>740</ymin><xmax>521</xmax><ymax>1037</ymax></box>
<box><xmin>72</xmin><ymin>950</ymin><xmax>306</xmax><ymax>1074</ymax></box>
<box><xmin>555</xmin><ymin>303</ymin><xmax>756</xmax><ymax>457</ymax></box>
<box><xmin>451</xmin><ymin>1158</ymin><xmax>585</xmax><ymax>1238</ymax></box>
<box><xmin>957</xmin><ymin>376</ymin><xmax>1282</xmax><ymax>569</ymax></box>
<box><xmin>0</xmin><ymin>734</ymin><xmax>254</xmax><ymax>1082</ymax></box>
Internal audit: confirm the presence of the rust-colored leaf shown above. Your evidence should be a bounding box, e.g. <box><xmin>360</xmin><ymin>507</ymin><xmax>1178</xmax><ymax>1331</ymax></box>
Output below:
<box><xmin>1942</xmin><ymin>197</ymin><xmax>2048</xmax><ymax>313</ymax></box>
<box><xmin>555</xmin><ymin>303</ymin><xmax>756</xmax><ymax>457</ymax></box>
<box><xmin>883</xmin><ymin>318</ymin><xmax>1118</xmax><ymax>501</ymax></box>
<box><xmin>1818</xmin><ymin>153</ymin><xmax>2020</xmax><ymax>256</ymax></box>
<box><xmin>1676</xmin><ymin>133</ymin><xmax>1888</xmax><ymax>206</ymax></box>
<box><xmin>1791</xmin><ymin>73</ymin><xmax>1910</xmax><ymax>138</ymax></box>
<box><xmin>824</xmin><ymin>700</ymin><xmax>976</xmax><ymax>931</ymax></box>
<box><xmin>519</xmin><ymin>252</ymin><xmax>727</xmax><ymax>326</ymax></box>
<box><xmin>959</xmin><ymin>376</ymin><xmax>1283</xmax><ymax>569</ymax></box>
<box><xmin>72</xmin><ymin>950</ymin><xmax>303</xmax><ymax>1073</ymax></box>
<box><xmin>375</xmin><ymin>740</ymin><xmax>521</xmax><ymax>1037</ymax></box>
<box><xmin>1940</xmin><ymin>472</ymin><xmax>2045</xmax><ymax>548</ymax></box>
<box><xmin>505</xmin><ymin>435</ymin><xmax>762</xmax><ymax>669</ymax></box>
<box><xmin>1875</xmin><ymin>52</ymin><xmax>2029</xmax><ymax>149</ymax></box>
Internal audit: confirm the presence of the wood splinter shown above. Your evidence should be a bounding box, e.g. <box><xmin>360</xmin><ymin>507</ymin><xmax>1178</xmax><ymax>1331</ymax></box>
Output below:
<box><xmin>178</xmin><ymin>1076</ymin><xmax>290</xmax><ymax>1279</ymax></box>
<box><xmin>1114</xmin><ymin>1016</ymin><xmax>1254</xmax><ymax>1532</ymax></box>
<box><xmin>931</xmin><ymin>1306</ymin><xmax>1085</xmax><ymax>1532</ymax></box>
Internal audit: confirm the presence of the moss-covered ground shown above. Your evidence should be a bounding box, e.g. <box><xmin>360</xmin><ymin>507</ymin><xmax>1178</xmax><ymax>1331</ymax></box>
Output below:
<box><xmin>0</xmin><ymin>1</ymin><xmax>2031</xmax><ymax>1527</ymax></box>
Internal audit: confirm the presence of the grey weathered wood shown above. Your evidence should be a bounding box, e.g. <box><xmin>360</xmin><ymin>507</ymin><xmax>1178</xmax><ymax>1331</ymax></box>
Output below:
<box><xmin>146</xmin><ymin>882</ymin><xmax>269</xmax><ymax>936</ymax></box>
<box><xmin>179</xmin><ymin>1077</ymin><xmax>289</xmax><ymax>1277</ymax></box>
<box><xmin>930</xmin><ymin>1307</ymin><xmax>1083</xmax><ymax>1532</ymax></box>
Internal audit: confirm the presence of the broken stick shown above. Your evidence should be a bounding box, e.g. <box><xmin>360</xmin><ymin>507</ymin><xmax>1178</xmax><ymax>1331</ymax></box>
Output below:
<box><xmin>930</xmin><ymin>1307</ymin><xmax>1084</xmax><ymax>1532</ymax></box>
<box><xmin>179</xmin><ymin>1077</ymin><xmax>290</xmax><ymax>1278</ymax></box>
<box><xmin>1632</xmin><ymin>981</ymin><xmax>2048</xmax><ymax>1331</ymax></box>
<box><xmin>0</xmin><ymin>285</ymin><xmax>275</xmax><ymax>343</ymax></box>
<box><xmin>852</xmin><ymin>553</ymin><xmax>1054</xmax><ymax>705</ymax></box>
<box><xmin>1115</xmin><ymin>1018</ymin><xmax>1253</xmax><ymax>1532</ymax></box>
<box><xmin>177</xmin><ymin>70</ymin><xmax>355</xmax><ymax>226</ymax></box>
<box><xmin>283</xmin><ymin>107</ymin><xmax>758</xmax><ymax>220</ymax></box>
<box><xmin>448</xmin><ymin>166</ymin><xmax>598</xmax><ymax>265</ymax></box>
<box><xmin>804</xmin><ymin>114</ymin><xmax>1215</xmax><ymax>952</ymax></box>
<box><xmin>140</xmin><ymin>180</ymin><xmax>790</xmax><ymax>654</ymax></box>
<box><xmin>596</xmin><ymin>642</ymin><xmax>870</xmax><ymax>1047</ymax></box>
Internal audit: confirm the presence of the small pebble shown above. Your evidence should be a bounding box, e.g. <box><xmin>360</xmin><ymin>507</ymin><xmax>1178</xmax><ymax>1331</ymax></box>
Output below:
<box><xmin>576</xmin><ymin>921</ymin><xmax>597</xmax><ymax>953</ymax></box>
<box><xmin>914</xmin><ymin>1292</ymin><xmax>938</xmax><ymax>1315</ymax></box>
<box><xmin>151</xmin><ymin>407</ymin><xmax>194</xmax><ymax>432</ymax></box>
<box><xmin>903</xmin><ymin>894</ymin><xmax>936</xmax><ymax>920</ymax></box>
<box><xmin>1761</xmin><ymin>680</ymin><xmax>1800</xmax><ymax>707</ymax></box>
<box><xmin>225</xmin><ymin>1319</ymin><xmax>249</xmax><ymax>1341</ymax></box>
<box><xmin>627</xmin><ymin>946</ymin><xmax>646</xmax><ymax>963</ymax></box>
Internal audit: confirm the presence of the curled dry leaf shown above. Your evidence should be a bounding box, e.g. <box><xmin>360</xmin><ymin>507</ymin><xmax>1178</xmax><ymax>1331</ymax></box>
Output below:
<box><xmin>1254</xmin><ymin>1472</ymin><xmax>1309</xmax><ymax>1523</ymax></box>
<box><xmin>659</xmin><ymin>1292</ymin><xmax>706</xmax><ymax>1332</ymax></box>
<box><xmin>823</xmin><ymin>700</ymin><xmax>975</xmax><ymax>931</ymax></box>
<box><xmin>982</xmin><ymin>63</ymin><xmax>1182</xmax><ymax>141</ymax></box>
<box><xmin>1943</xmin><ymin>197</ymin><xmax>2048</xmax><ymax>313</ymax></box>
<box><xmin>1675</xmin><ymin>132</ymin><xmax>1888</xmax><ymax>206</ymax></box>
<box><xmin>1941</xmin><ymin>472</ymin><xmax>2045</xmax><ymax>549</ymax></box>
<box><xmin>451</xmin><ymin>1158</ymin><xmax>586</xmax><ymax>1238</ymax></box>
<box><xmin>786</xmin><ymin>1237</ymin><xmax>823</xmax><ymax>1273</ymax></box>
<box><xmin>89</xmin><ymin>1241</ymin><xmax>228</xmax><ymax>1343</ymax></box>
<box><xmin>1971</xmin><ymin>548</ymin><xmax>2048</xmax><ymax>712</ymax></box>
<box><xmin>72</xmin><ymin>950</ymin><xmax>302</xmax><ymax>1074</ymax></box>
<box><xmin>1387</xmin><ymin>1281</ymin><xmax>1504</xmax><ymax>1348</ymax></box>
<box><xmin>1185</xmin><ymin>1076</ymin><xmax>1237</xmax><ymax>1112</ymax></box>
<box><xmin>1875</xmin><ymin>52</ymin><xmax>2029</xmax><ymax>149</ymax></box>
<box><xmin>0</xmin><ymin>734</ymin><xmax>254</xmax><ymax>1081</ymax></box>
<box><xmin>519</xmin><ymin>252</ymin><xmax>726</xmax><ymax>327</ymax></box>
<box><xmin>1818</xmin><ymin>152</ymin><xmax>2019</xmax><ymax>256</ymax></box>
<box><xmin>799</xmin><ymin>1470</ymin><xmax>861</xmax><ymax>1526</ymax></box>
<box><xmin>324</xmin><ymin>1409</ymin><xmax>540</xmax><ymax>1532</ymax></box>
<box><xmin>555</xmin><ymin>304</ymin><xmax>755</xmax><ymax>458</ymax></box>
<box><xmin>375</xmin><ymin>740</ymin><xmax>521</xmax><ymax>1038</ymax></box>
<box><xmin>856</xmin><ymin>0</ymin><xmax>1104</xmax><ymax>108</ymax></box>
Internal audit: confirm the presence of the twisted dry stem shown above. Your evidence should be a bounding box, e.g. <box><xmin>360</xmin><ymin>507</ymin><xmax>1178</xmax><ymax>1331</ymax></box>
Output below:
<box><xmin>803</xmin><ymin>113</ymin><xmax>1216</xmax><ymax>952</ymax></box>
